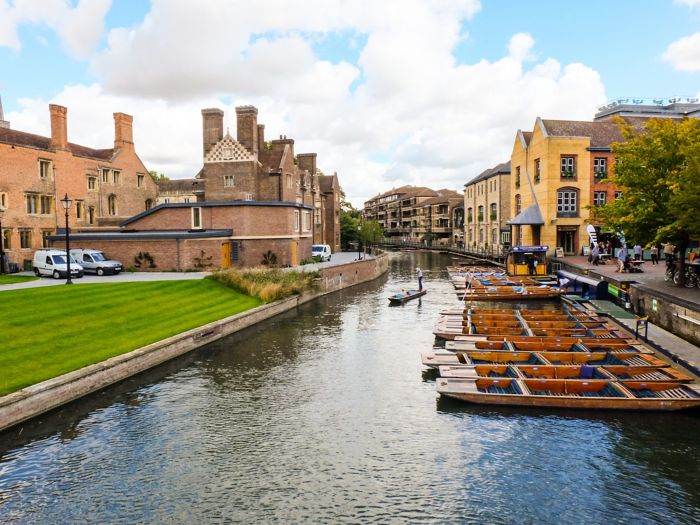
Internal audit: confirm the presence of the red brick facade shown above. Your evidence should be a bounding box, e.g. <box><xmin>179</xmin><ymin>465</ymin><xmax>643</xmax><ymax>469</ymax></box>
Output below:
<box><xmin>0</xmin><ymin>104</ymin><xmax>158</xmax><ymax>270</ymax></box>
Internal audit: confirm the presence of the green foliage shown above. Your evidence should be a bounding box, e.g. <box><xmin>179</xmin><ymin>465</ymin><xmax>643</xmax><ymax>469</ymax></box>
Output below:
<box><xmin>208</xmin><ymin>267</ymin><xmax>318</xmax><ymax>303</ymax></box>
<box><xmin>300</xmin><ymin>255</ymin><xmax>322</xmax><ymax>265</ymax></box>
<box><xmin>595</xmin><ymin>117</ymin><xmax>700</xmax><ymax>283</ymax></box>
<box><xmin>360</xmin><ymin>220</ymin><xmax>384</xmax><ymax>246</ymax></box>
<box><xmin>134</xmin><ymin>251</ymin><xmax>156</xmax><ymax>269</ymax></box>
<box><xmin>260</xmin><ymin>250</ymin><xmax>278</xmax><ymax>266</ymax></box>
<box><xmin>0</xmin><ymin>280</ymin><xmax>261</xmax><ymax>395</ymax></box>
<box><xmin>149</xmin><ymin>170</ymin><xmax>170</xmax><ymax>182</ymax></box>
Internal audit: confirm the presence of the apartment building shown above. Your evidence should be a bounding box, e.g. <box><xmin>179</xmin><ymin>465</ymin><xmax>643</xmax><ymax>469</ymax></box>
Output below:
<box><xmin>464</xmin><ymin>162</ymin><xmax>511</xmax><ymax>252</ymax></box>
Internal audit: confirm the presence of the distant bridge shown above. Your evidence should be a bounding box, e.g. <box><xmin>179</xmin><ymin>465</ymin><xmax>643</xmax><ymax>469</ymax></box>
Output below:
<box><xmin>377</xmin><ymin>239</ymin><xmax>507</xmax><ymax>267</ymax></box>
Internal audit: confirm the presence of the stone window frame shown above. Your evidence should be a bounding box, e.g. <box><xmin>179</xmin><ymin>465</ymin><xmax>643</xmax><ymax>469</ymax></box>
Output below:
<box><xmin>191</xmin><ymin>207</ymin><xmax>202</xmax><ymax>229</ymax></box>
<box><xmin>112</xmin><ymin>170</ymin><xmax>122</xmax><ymax>185</ymax></box>
<box><xmin>557</xmin><ymin>187</ymin><xmax>579</xmax><ymax>217</ymax></box>
<box><xmin>303</xmin><ymin>210</ymin><xmax>311</xmax><ymax>232</ymax></box>
<box><xmin>0</xmin><ymin>192</ymin><xmax>7</xmax><ymax>209</ymax></box>
<box><xmin>294</xmin><ymin>210</ymin><xmax>300</xmax><ymax>232</ymax></box>
<box><xmin>75</xmin><ymin>200</ymin><xmax>84</xmax><ymax>220</ymax></box>
<box><xmin>224</xmin><ymin>175</ymin><xmax>235</xmax><ymax>188</ymax></box>
<box><xmin>101</xmin><ymin>168</ymin><xmax>110</xmax><ymax>184</ymax></box>
<box><xmin>40</xmin><ymin>195</ymin><xmax>52</xmax><ymax>215</ymax></box>
<box><xmin>38</xmin><ymin>159</ymin><xmax>52</xmax><ymax>179</ymax></box>
<box><xmin>1</xmin><ymin>228</ymin><xmax>11</xmax><ymax>250</ymax></box>
<box><xmin>534</xmin><ymin>158</ymin><xmax>541</xmax><ymax>183</ymax></box>
<box><xmin>145</xmin><ymin>199</ymin><xmax>153</xmax><ymax>211</ymax></box>
<box><xmin>87</xmin><ymin>206</ymin><xmax>96</xmax><ymax>225</ymax></box>
<box><xmin>87</xmin><ymin>176</ymin><xmax>97</xmax><ymax>191</ymax></box>
<box><xmin>137</xmin><ymin>174</ymin><xmax>145</xmax><ymax>188</ymax></box>
<box><xmin>107</xmin><ymin>194</ymin><xmax>117</xmax><ymax>216</ymax></box>
<box><xmin>19</xmin><ymin>229</ymin><xmax>32</xmax><ymax>250</ymax></box>
<box><xmin>25</xmin><ymin>193</ymin><xmax>38</xmax><ymax>215</ymax></box>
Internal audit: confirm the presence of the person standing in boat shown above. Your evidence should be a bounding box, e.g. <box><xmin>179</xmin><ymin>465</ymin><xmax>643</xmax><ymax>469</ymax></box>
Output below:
<box><xmin>416</xmin><ymin>267</ymin><xmax>423</xmax><ymax>291</ymax></box>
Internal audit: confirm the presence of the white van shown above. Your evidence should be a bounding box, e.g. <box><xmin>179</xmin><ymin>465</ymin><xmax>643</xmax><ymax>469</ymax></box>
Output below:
<box><xmin>311</xmin><ymin>244</ymin><xmax>332</xmax><ymax>262</ymax></box>
<box><xmin>33</xmin><ymin>250</ymin><xmax>84</xmax><ymax>279</ymax></box>
<box><xmin>70</xmin><ymin>249</ymin><xmax>122</xmax><ymax>275</ymax></box>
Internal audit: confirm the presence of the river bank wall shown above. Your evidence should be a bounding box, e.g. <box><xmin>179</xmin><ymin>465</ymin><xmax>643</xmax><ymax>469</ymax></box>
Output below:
<box><xmin>0</xmin><ymin>254</ymin><xmax>390</xmax><ymax>432</ymax></box>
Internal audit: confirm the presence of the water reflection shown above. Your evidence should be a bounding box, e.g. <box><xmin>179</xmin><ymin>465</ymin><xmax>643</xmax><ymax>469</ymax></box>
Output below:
<box><xmin>0</xmin><ymin>252</ymin><xmax>699</xmax><ymax>524</ymax></box>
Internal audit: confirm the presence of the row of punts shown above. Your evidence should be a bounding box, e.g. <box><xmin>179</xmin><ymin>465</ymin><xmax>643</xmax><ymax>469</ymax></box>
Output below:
<box><xmin>446</xmin><ymin>266</ymin><xmax>562</xmax><ymax>301</ymax></box>
<box><xmin>424</xmin><ymin>293</ymin><xmax>700</xmax><ymax>411</ymax></box>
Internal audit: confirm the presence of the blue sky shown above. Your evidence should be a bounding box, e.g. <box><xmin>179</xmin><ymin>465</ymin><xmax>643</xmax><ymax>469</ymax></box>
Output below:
<box><xmin>1</xmin><ymin>0</ymin><xmax>698</xmax><ymax>205</ymax></box>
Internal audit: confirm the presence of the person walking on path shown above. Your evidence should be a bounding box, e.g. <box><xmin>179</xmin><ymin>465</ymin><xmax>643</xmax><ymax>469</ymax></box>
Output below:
<box><xmin>650</xmin><ymin>244</ymin><xmax>659</xmax><ymax>265</ymax></box>
<box><xmin>416</xmin><ymin>267</ymin><xmax>423</xmax><ymax>291</ymax></box>
<box><xmin>662</xmin><ymin>242</ymin><xmax>676</xmax><ymax>263</ymax></box>
<box><xmin>633</xmin><ymin>243</ymin><xmax>642</xmax><ymax>261</ymax></box>
<box><xmin>616</xmin><ymin>245</ymin><xmax>627</xmax><ymax>273</ymax></box>
<box><xmin>591</xmin><ymin>243</ymin><xmax>600</xmax><ymax>266</ymax></box>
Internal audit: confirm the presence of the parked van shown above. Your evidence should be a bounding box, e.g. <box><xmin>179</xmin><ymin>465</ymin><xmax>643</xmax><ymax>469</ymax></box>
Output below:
<box><xmin>311</xmin><ymin>244</ymin><xmax>332</xmax><ymax>262</ymax></box>
<box><xmin>70</xmin><ymin>249</ymin><xmax>123</xmax><ymax>275</ymax></box>
<box><xmin>33</xmin><ymin>250</ymin><xmax>84</xmax><ymax>279</ymax></box>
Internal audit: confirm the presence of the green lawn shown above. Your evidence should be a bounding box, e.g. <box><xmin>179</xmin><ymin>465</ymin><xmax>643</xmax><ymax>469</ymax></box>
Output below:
<box><xmin>0</xmin><ymin>280</ymin><xmax>262</xmax><ymax>395</ymax></box>
<box><xmin>0</xmin><ymin>275</ymin><xmax>39</xmax><ymax>285</ymax></box>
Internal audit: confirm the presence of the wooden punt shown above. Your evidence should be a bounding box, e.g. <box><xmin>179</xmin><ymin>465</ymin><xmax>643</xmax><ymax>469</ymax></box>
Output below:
<box><xmin>421</xmin><ymin>350</ymin><xmax>547</xmax><ymax>368</ymax></box>
<box><xmin>471</xmin><ymin>326</ymin><xmax>528</xmax><ymax>336</ymax></box>
<box><xmin>436</xmin><ymin>377</ymin><xmax>700</xmax><ymax>410</ymax></box>
<box><xmin>388</xmin><ymin>289</ymin><xmax>426</xmax><ymax>305</ymax></box>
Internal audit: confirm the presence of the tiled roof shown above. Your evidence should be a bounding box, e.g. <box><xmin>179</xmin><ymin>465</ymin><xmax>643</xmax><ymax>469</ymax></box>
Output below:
<box><xmin>465</xmin><ymin>161</ymin><xmax>511</xmax><ymax>186</ymax></box>
<box><xmin>318</xmin><ymin>174</ymin><xmax>339</xmax><ymax>193</ymax></box>
<box><xmin>0</xmin><ymin>127</ymin><xmax>114</xmax><ymax>160</ymax></box>
<box><xmin>419</xmin><ymin>195</ymin><xmax>462</xmax><ymax>206</ymax></box>
<box><xmin>541</xmin><ymin>117</ymin><xmax>647</xmax><ymax>148</ymax></box>
<box><xmin>157</xmin><ymin>178</ymin><xmax>202</xmax><ymax>192</ymax></box>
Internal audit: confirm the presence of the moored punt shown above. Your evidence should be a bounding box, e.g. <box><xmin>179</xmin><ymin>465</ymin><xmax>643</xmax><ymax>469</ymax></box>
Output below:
<box><xmin>421</xmin><ymin>350</ymin><xmax>547</xmax><ymax>368</ymax></box>
<box><xmin>436</xmin><ymin>377</ymin><xmax>700</xmax><ymax>411</ymax></box>
<box><xmin>438</xmin><ymin>364</ymin><xmax>693</xmax><ymax>383</ymax></box>
<box><xmin>388</xmin><ymin>289</ymin><xmax>426</xmax><ymax>305</ymax></box>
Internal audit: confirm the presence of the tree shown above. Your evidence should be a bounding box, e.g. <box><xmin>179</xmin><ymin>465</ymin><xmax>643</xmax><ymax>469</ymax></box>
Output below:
<box><xmin>360</xmin><ymin>220</ymin><xmax>384</xmax><ymax>252</ymax></box>
<box><xmin>149</xmin><ymin>170</ymin><xmax>170</xmax><ymax>182</ymax></box>
<box><xmin>595</xmin><ymin>117</ymin><xmax>700</xmax><ymax>284</ymax></box>
<box><xmin>339</xmin><ymin>189</ymin><xmax>362</xmax><ymax>249</ymax></box>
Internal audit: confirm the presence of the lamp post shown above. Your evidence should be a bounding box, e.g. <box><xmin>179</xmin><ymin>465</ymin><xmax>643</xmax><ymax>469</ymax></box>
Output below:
<box><xmin>357</xmin><ymin>224</ymin><xmax>361</xmax><ymax>260</ymax></box>
<box><xmin>60</xmin><ymin>194</ymin><xmax>73</xmax><ymax>284</ymax></box>
<box><xmin>0</xmin><ymin>208</ymin><xmax>4</xmax><ymax>275</ymax></box>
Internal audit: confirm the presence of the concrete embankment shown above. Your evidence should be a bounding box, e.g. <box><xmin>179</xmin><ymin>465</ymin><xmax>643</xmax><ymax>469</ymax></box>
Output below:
<box><xmin>0</xmin><ymin>254</ymin><xmax>389</xmax><ymax>432</ymax></box>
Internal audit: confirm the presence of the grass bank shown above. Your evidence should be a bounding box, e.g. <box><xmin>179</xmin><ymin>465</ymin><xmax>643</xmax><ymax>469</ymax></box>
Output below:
<box><xmin>207</xmin><ymin>267</ymin><xmax>318</xmax><ymax>302</ymax></box>
<box><xmin>0</xmin><ymin>275</ymin><xmax>38</xmax><ymax>285</ymax></box>
<box><xmin>0</xmin><ymin>280</ymin><xmax>261</xmax><ymax>395</ymax></box>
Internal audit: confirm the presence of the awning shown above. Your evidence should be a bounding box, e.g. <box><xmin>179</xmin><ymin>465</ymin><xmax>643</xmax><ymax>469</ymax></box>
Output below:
<box><xmin>507</xmin><ymin>204</ymin><xmax>544</xmax><ymax>225</ymax></box>
<box><xmin>557</xmin><ymin>269</ymin><xmax>606</xmax><ymax>288</ymax></box>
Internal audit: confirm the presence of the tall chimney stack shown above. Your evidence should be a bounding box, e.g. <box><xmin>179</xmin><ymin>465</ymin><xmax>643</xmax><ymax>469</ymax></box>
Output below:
<box><xmin>201</xmin><ymin>108</ymin><xmax>224</xmax><ymax>157</ymax></box>
<box><xmin>236</xmin><ymin>105</ymin><xmax>258</xmax><ymax>158</ymax></box>
<box><xmin>297</xmin><ymin>153</ymin><xmax>317</xmax><ymax>174</ymax></box>
<box><xmin>257</xmin><ymin>124</ymin><xmax>265</xmax><ymax>152</ymax></box>
<box><xmin>114</xmin><ymin>112</ymin><xmax>134</xmax><ymax>151</ymax></box>
<box><xmin>49</xmin><ymin>104</ymin><xmax>68</xmax><ymax>150</ymax></box>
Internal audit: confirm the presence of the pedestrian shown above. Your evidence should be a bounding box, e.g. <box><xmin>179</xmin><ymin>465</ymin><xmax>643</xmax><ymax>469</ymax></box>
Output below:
<box><xmin>616</xmin><ymin>245</ymin><xmax>627</xmax><ymax>273</ymax></box>
<box><xmin>591</xmin><ymin>243</ymin><xmax>600</xmax><ymax>266</ymax></box>
<box><xmin>662</xmin><ymin>242</ymin><xmax>675</xmax><ymax>261</ymax></box>
<box><xmin>416</xmin><ymin>267</ymin><xmax>423</xmax><ymax>291</ymax></box>
<box><xmin>650</xmin><ymin>244</ymin><xmax>659</xmax><ymax>265</ymax></box>
<box><xmin>633</xmin><ymin>243</ymin><xmax>642</xmax><ymax>261</ymax></box>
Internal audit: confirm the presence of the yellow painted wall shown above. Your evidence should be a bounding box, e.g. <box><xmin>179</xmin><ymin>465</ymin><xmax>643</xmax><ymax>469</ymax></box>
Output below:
<box><xmin>510</xmin><ymin>120</ymin><xmax>593</xmax><ymax>255</ymax></box>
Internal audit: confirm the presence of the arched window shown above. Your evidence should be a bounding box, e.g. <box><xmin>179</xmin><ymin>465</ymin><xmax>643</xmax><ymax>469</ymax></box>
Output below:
<box><xmin>556</xmin><ymin>187</ymin><xmax>579</xmax><ymax>217</ymax></box>
<box><xmin>145</xmin><ymin>199</ymin><xmax>153</xmax><ymax>210</ymax></box>
<box><xmin>108</xmin><ymin>194</ymin><xmax>117</xmax><ymax>216</ymax></box>
<box><xmin>515</xmin><ymin>194</ymin><xmax>521</xmax><ymax>215</ymax></box>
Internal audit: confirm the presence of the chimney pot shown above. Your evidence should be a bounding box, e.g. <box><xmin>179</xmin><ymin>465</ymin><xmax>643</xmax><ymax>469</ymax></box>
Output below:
<box><xmin>49</xmin><ymin>104</ymin><xmax>68</xmax><ymax>150</ymax></box>
<box><xmin>114</xmin><ymin>112</ymin><xmax>134</xmax><ymax>151</ymax></box>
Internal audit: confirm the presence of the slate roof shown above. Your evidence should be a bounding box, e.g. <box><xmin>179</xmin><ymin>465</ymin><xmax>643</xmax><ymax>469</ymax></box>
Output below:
<box><xmin>507</xmin><ymin>204</ymin><xmax>544</xmax><ymax>225</ymax></box>
<box><xmin>318</xmin><ymin>174</ymin><xmax>339</xmax><ymax>193</ymax></box>
<box><xmin>465</xmin><ymin>161</ymin><xmax>511</xmax><ymax>186</ymax></box>
<box><xmin>540</xmin><ymin>117</ymin><xmax>647</xmax><ymax>149</ymax></box>
<box><xmin>0</xmin><ymin>126</ymin><xmax>114</xmax><ymax>160</ymax></box>
<box><xmin>156</xmin><ymin>179</ymin><xmax>201</xmax><ymax>192</ymax></box>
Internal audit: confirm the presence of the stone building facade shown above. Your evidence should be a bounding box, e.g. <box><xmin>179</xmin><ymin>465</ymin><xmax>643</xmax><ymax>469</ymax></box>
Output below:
<box><xmin>0</xmin><ymin>102</ymin><xmax>158</xmax><ymax>270</ymax></box>
<box><xmin>463</xmin><ymin>161</ymin><xmax>511</xmax><ymax>252</ymax></box>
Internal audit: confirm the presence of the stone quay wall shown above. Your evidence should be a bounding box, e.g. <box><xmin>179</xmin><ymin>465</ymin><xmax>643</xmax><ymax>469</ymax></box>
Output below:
<box><xmin>630</xmin><ymin>284</ymin><xmax>700</xmax><ymax>347</ymax></box>
<box><xmin>0</xmin><ymin>254</ymin><xmax>389</xmax><ymax>432</ymax></box>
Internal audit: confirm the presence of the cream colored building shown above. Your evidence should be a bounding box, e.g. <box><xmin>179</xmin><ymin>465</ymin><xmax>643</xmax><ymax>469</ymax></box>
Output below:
<box><xmin>463</xmin><ymin>162</ymin><xmax>511</xmax><ymax>252</ymax></box>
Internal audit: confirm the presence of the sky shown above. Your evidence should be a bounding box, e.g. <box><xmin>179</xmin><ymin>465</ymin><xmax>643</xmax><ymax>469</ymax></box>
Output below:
<box><xmin>1</xmin><ymin>0</ymin><xmax>699</xmax><ymax>208</ymax></box>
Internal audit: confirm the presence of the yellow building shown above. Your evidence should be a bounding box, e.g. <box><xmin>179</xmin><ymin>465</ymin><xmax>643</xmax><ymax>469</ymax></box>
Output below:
<box><xmin>509</xmin><ymin>118</ymin><xmax>629</xmax><ymax>256</ymax></box>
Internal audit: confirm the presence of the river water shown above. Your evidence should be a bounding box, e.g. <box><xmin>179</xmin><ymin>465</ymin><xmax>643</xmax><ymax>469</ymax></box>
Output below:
<box><xmin>1</xmin><ymin>252</ymin><xmax>700</xmax><ymax>524</ymax></box>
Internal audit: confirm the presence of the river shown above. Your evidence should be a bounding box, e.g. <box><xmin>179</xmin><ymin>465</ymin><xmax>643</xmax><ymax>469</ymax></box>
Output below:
<box><xmin>1</xmin><ymin>251</ymin><xmax>699</xmax><ymax>524</ymax></box>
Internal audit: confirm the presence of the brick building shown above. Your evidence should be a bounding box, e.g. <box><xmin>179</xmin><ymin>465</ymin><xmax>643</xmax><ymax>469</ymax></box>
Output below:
<box><xmin>0</xmin><ymin>100</ymin><xmax>158</xmax><ymax>270</ymax></box>
<box><xmin>52</xmin><ymin>106</ymin><xmax>343</xmax><ymax>269</ymax></box>
<box><xmin>464</xmin><ymin>161</ymin><xmax>511</xmax><ymax>252</ymax></box>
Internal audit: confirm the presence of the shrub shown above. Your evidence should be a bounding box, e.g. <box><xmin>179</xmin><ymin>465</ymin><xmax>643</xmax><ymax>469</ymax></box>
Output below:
<box><xmin>261</xmin><ymin>250</ymin><xmax>278</xmax><ymax>266</ymax></box>
<box><xmin>207</xmin><ymin>267</ymin><xmax>318</xmax><ymax>303</ymax></box>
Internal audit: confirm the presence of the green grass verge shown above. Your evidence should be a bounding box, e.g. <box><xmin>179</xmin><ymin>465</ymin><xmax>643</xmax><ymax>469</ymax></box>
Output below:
<box><xmin>0</xmin><ymin>275</ymin><xmax>39</xmax><ymax>285</ymax></box>
<box><xmin>0</xmin><ymin>280</ymin><xmax>261</xmax><ymax>396</ymax></box>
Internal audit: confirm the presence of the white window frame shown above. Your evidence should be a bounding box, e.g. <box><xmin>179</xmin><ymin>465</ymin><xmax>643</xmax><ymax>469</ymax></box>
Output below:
<box><xmin>557</xmin><ymin>190</ymin><xmax>577</xmax><ymax>213</ymax></box>
<box><xmin>245</xmin><ymin>193</ymin><xmax>253</xmax><ymax>201</ymax></box>
<box><xmin>594</xmin><ymin>157</ymin><xmax>607</xmax><ymax>178</ymax></box>
<box><xmin>561</xmin><ymin>156</ymin><xmax>576</xmax><ymax>177</ymax></box>
<box><xmin>615</xmin><ymin>191</ymin><xmax>623</xmax><ymax>200</ymax></box>
<box><xmin>224</xmin><ymin>175</ymin><xmax>235</xmax><ymax>187</ymax></box>
<box><xmin>192</xmin><ymin>207</ymin><xmax>202</xmax><ymax>229</ymax></box>
<box><xmin>593</xmin><ymin>191</ymin><xmax>607</xmax><ymax>207</ymax></box>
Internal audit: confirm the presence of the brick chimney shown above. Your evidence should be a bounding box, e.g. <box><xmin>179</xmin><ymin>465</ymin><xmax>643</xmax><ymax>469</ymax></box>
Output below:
<box><xmin>114</xmin><ymin>112</ymin><xmax>134</xmax><ymax>151</ymax></box>
<box><xmin>49</xmin><ymin>104</ymin><xmax>68</xmax><ymax>150</ymax></box>
<box><xmin>257</xmin><ymin>124</ymin><xmax>265</xmax><ymax>152</ymax></box>
<box><xmin>236</xmin><ymin>105</ymin><xmax>258</xmax><ymax>158</ymax></box>
<box><xmin>201</xmin><ymin>108</ymin><xmax>224</xmax><ymax>157</ymax></box>
<box><xmin>0</xmin><ymin>95</ymin><xmax>9</xmax><ymax>129</ymax></box>
<box><xmin>297</xmin><ymin>153</ymin><xmax>317</xmax><ymax>174</ymax></box>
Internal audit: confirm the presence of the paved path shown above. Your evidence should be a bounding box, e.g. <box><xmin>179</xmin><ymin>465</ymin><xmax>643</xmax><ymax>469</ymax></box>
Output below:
<box><xmin>0</xmin><ymin>251</ymin><xmax>368</xmax><ymax>291</ymax></box>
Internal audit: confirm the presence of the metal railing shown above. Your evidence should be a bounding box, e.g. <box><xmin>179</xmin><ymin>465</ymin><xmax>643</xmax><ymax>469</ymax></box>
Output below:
<box><xmin>380</xmin><ymin>238</ymin><xmax>509</xmax><ymax>262</ymax></box>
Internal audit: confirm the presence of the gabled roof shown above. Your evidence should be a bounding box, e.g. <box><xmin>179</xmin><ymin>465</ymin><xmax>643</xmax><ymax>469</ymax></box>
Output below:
<box><xmin>157</xmin><ymin>178</ymin><xmax>202</xmax><ymax>193</ymax></box>
<box><xmin>0</xmin><ymin>127</ymin><xmax>114</xmax><ymax>160</ymax></box>
<box><xmin>419</xmin><ymin>195</ymin><xmax>462</xmax><ymax>206</ymax></box>
<box><xmin>204</xmin><ymin>131</ymin><xmax>254</xmax><ymax>163</ymax></box>
<box><xmin>318</xmin><ymin>174</ymin><xmax>339</xmax><ymax>193</ymax></box>
<box><xmin>539</xmin><ymin>117</ymin><xmax>647</xmax><ymax>148</ymax></box>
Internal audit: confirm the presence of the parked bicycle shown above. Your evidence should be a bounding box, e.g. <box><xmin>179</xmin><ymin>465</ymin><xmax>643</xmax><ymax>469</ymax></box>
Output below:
<box><xmin>664</xmin><ymin>257</ymin><xmax>700</xmax><ymax>287</ymax></box>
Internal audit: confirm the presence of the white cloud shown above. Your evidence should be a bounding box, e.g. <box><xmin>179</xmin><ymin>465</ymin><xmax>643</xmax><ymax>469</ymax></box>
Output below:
<box><xmin>674</xmin><ymin>0</ymin><xmax>700</xmax><ymax>8</ymax></box>
<box><xmin>662</xmin><ymin>32</ymin><xmax>700</xmax><ymax>72</ymax></box>
<box><xmin>508</xmin><ymin>33</ymin><xmax>535</xmax><ymax>62</ymax></box>
<box><xmin>0</xmin><ymin>0</ymin><xmax>110</xmax><ymax>59</ymax></box>
<box><xmin>7</xmin><ymin>0</ymin><xmax>609</xmax><ymax>208</ymax></box>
